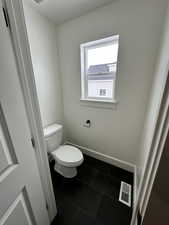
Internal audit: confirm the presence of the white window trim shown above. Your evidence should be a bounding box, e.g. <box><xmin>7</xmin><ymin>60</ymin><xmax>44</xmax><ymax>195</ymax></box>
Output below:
<box><xmin>80</xmin><ymin>98</ymin><xmax>118</xmax><ymax>103</ymax></box>
<box><xmin>80</xmin><ymin>35</ymin><xmax>119</xmax><ymax>104</ymax></box>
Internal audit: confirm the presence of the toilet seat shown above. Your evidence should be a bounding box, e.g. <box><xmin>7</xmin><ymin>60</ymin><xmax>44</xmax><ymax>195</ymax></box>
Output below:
<box><xmin>52</xmin><ymin>145</ymin><xmax>83</xmax><ymax>167</ymax></box>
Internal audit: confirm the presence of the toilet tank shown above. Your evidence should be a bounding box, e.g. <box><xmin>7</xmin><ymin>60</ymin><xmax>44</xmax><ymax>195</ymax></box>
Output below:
<box><xmin>43</xmin><ymin>123</ymin><xmax>63</xmax><ymax>153</ymax></box>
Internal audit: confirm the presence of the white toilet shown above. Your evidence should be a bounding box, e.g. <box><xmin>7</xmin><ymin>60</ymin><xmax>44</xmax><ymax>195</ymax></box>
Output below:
<box><xmin>44</xmin><ymin>123</ymin><xmax>83</xmax><ymax>178</ymax></box>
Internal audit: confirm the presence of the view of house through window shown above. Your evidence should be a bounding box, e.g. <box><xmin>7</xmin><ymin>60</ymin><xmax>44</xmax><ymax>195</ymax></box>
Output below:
<box><xmin>81</xmin><ymin>35</ymin><xmax>119</xmax><ymax>102</ymax></box>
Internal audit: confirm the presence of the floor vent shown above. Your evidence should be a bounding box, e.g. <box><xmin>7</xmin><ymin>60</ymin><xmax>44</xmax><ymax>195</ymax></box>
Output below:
<box><xmin>119</xmin><ymin>181</ymin><xmax>131</xmax><ymax>207</ymax></box>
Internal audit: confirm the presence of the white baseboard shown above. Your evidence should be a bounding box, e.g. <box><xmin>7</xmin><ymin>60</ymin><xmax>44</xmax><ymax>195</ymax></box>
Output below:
<box><xmin>66</xmin><ymin>141</ymin><xmax>135</xmax><ymax>172</ymax></box>
<box><xmin>66</xmin><ymin>141</ymin><xmax>138</xmax><ymax>207</ymax></box>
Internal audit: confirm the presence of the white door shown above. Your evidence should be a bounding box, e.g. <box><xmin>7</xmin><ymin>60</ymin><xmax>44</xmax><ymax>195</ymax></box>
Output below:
<box><xmin>0</xmin><ymin>1</ymin><xmax>50</xmax><ymax>225</ymax></box>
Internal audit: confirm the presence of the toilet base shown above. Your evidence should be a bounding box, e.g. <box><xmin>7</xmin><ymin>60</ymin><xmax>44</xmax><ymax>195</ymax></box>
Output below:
<box><xmin>54</xmin><ymin>162</ymin><xmax>77</xmax><ymax>178</ymax></box>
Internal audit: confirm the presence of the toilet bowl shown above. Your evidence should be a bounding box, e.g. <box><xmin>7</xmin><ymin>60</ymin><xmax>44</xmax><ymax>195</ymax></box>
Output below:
<box><xmin>52</xmin><ymin>145</ymin><xmax>83</xmax><ymax>178</ymax></box>
<box><xmin>44</xmin><ymin>124</ymin><xmax>83</xmax><ymax>178</ymax></box>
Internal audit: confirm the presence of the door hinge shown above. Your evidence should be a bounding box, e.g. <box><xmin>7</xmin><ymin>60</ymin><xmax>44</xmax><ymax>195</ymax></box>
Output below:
<box><xmin>137</xmin><ymin>209</ymin><xmax>142</xmax><ymax>225</ymax></box>
<box><xmin>31</xmin><ymin>137</ymin><xmax>36</xmax><ymax>149</ymax></box>
<box><xmin>2</xmin><ymin>7</ymin><xmax>10</xmax><ymax>28</ymax></box>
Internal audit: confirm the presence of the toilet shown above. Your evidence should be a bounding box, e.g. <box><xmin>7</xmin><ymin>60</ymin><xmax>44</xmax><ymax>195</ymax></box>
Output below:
<box><xmin>44</xmin><ymin>123</ymin><xmax>83</xmax><ymax>178</ymax></box>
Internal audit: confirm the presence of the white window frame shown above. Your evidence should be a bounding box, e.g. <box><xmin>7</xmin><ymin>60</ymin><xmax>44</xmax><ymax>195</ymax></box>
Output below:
<box><xmin>80</xmin><ymin>35</ymin><xmax>119</xmax><ymax>103</ymax></box>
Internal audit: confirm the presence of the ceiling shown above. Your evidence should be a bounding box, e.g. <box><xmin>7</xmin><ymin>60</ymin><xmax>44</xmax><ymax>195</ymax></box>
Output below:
<box><xmin>26</xmin><ymin>0</ymin><xmax>114</xmax><ymax>25</ymax></box>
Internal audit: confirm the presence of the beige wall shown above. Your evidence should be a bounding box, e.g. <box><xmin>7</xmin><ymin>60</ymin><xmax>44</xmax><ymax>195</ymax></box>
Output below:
<box><xmin>23</xmin><ymin>3</ymin><xmax>63</xmax><ymax>128</ymax></box>
<box><xmin>24</xmin><ymin>0</ymin><xmax>169</xmax><ymax>169</ymax></box>
<box><xmin>57</xmin><ymin>0</ymin><xmax>168</xmax><ymax>165</ymax></box>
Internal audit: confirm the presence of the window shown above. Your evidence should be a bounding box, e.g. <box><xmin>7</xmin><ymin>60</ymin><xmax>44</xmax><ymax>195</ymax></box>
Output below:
<box><xmin>80</xmin><ymin>35</ymin><xmax>119</xmax><ymax>103</ymax></box>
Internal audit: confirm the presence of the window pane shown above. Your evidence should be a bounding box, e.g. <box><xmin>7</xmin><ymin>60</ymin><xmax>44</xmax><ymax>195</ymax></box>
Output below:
<box><xmin>86</xmin><ymin>38</ymin><xmax>119</xmax><ymax>99</ymax></box>
<box><xmin>88</xmin><ymin>80</ymin><xmax>115</xmax><ymax>99</ymax></box>
<box><xmin>87</xmin><ymin>43</ymin><xmax>118</xmax><ymax>67</ymax></box>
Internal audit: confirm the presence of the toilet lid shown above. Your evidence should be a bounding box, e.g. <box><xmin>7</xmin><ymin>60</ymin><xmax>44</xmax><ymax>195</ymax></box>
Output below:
<box><xmin>52</xmin><ymin>145</ymin><xmax>83</xmax><ymax>167</ymax></box>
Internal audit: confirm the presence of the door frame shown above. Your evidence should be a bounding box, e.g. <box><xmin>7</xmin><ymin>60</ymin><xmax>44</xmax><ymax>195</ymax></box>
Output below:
<box><xmin>130</xmin><ymin>69</ymin><xmax>169</xmax><ymax>225</ymax></box>
<box><xmin>130</xmin><ymin>2</ymin><xmax>169</xmax><ymax>223</ymax></box>
<box><xmin>3</xmin><ymin>0</ymin><xmax>57</xmax><ymax>222</ymax></box>
<box><xmin>141</xmin><ymin>73</ymin><xmax>169</xmax><ymax>221</ymax></box>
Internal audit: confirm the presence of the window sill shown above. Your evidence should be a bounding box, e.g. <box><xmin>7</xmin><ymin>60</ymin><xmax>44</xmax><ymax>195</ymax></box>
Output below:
<box><xmin>80</xmin><ymin>98</ymin><xmax>118</xmax><ymax>109</ymax></box>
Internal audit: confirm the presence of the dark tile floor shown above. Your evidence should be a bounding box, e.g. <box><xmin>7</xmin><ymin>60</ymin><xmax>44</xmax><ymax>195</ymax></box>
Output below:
<box><xmin>50</xmin><ymin>154</ymin><xmax>133</xmax><ymax>225</ymax></box>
